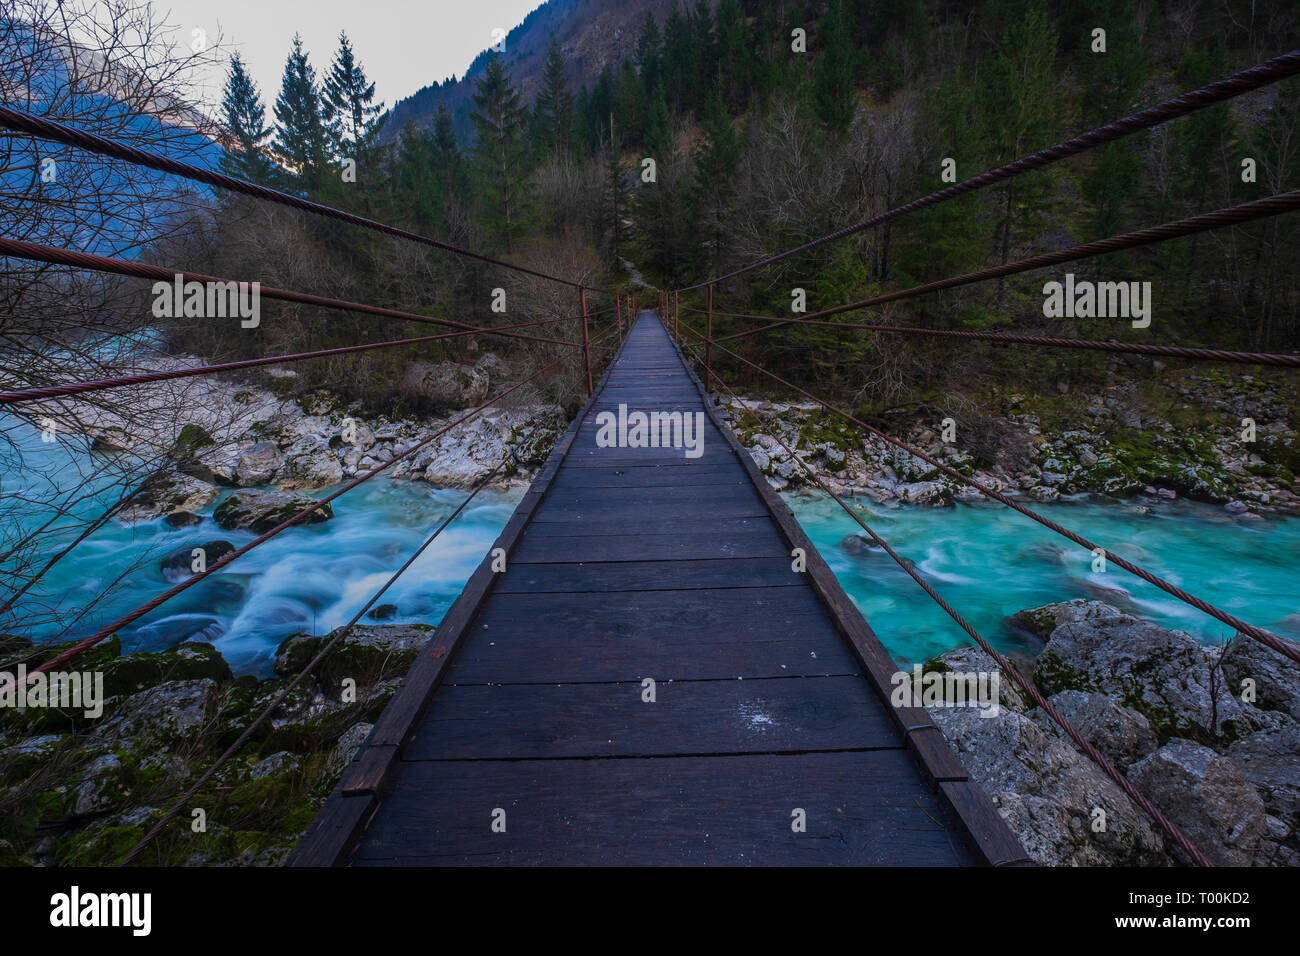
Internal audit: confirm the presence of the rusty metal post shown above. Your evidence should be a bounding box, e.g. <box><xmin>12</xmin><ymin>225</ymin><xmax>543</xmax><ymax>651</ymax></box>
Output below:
<box><xmin>674</xmin><ymin>290</ymin><xmax>679</xmax><ymax>342</ymax></box>
<box><xmin>579</xmin><ymin>285</ymin><xmax>593</xmax><ymax>396</ymax></box>
<box><xmin>704</xmin><ymin>283</ymin><xmax>713</xmax><ymax>392</ymax></box>
<box><xmin>615</xmin><ymin>294</ymin><xmax>624</xmax><ymax>345</ymax></box>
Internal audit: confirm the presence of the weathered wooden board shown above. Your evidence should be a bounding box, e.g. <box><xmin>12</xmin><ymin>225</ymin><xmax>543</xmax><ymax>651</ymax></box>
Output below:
<box><xmin>405</xmin><ymin>677</ymin><xmax>902</xmax><ymax>760</ymax></box>
<box><xmin>446</xmin><ymin>587</ymin><xmax>862</xmax><ymax>683</ymax></box>
<box><xmin>352</xmin><ymin>751</ymin><xmax>975</xmax><ymax>866</ymax></box>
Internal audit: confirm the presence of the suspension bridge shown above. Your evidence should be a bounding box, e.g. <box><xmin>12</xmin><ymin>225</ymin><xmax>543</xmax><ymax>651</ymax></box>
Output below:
<box><xmin>2</xmin><ymin>50</ymin><xmax>1299</xmax><ymax>868</ymax></box>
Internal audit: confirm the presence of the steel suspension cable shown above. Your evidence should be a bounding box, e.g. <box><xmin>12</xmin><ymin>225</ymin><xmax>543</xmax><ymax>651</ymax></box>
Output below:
<box><xmin>678</xmin><ymin>318</ymin><xmax>1300</xmax><ymax>666</ymax></box>
<box><xmin>710</xmin><ymin>190</ymin><xmax>1300</xmax><ymax>345</ymax></box>
<box><xmin>20</xmin><ymin>351</ymin><xmax>570</xmax><ymax>681</ymax></box>
<box><xmin>0</xmin><ymin>237</ymin><xmax>593</xmax><ymax>348</ymax></box>
<box><xmin>690</xmin><ymin>342</ymin><xmax>1213</xmax><ymax>867</ymax></box>
<box><xmin>677</xmin><ymin>306</ymin><xmax>1300</xmax><ymax>367</ymax></box>
<box><xmin>677</xmin><ymin>49</ymin><xmax>1300</xmax><ymax>292</ymax></box>
<box><xmin>0</xmin><ymin>104</ymin><xmax>611</xmax><ymax>293</ymax></box>
<box><xmin>116</xmin><ymin>449</ymin><xmax>518</xmax><ymax>866</ymax></box>
<box><xmin>0</xmin><ymin>314</ymin><xmax>582</xmax><ymax>405</ymax></box>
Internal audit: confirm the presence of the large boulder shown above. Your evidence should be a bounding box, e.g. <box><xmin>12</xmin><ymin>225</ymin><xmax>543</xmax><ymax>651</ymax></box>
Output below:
<box><xmin>274</xmin><ymin>624</ymin><xmax>431</xmax><ymax>687</ymax></box>
<box><xmin>1035</xmin><ymin>613</ymin><xmax>1247</xmax><ymax>743</ymax></box>
<box><xmin>167</xmin><ymin>423</ymin><xmax>217</xmax><ymax>481</ymax></box>
<box><xmin>117</xmin><ymin>467</ymin><xmax>220</xmax><ymax>524</ymax></box>
<box><xmin>1008</xmin><ymin>599</ymin><xmax>1126</xmax><ymax>643</ymax></box>
<box><xmin>1128</xmin><ymin>740</ymin><xmax>1268</xmax><ymax>867</ymax></box>
<box><xmin>474</xmin><ymin>353</ymin><xmax>511</xmax><ymax>391</ymax></box>
<box><xmin>212</xmin><ymin>490</ymin><xmax>333</xmax><ymax>533</ymax></box>
<box><xmin>72</xmin><ymin>754</ymin><xmax>130</xmax><ymax>817</ymax></box>
<box><xmin>930</xmin><ymin>707</ymin><xmax>1167</xmax><ymax>866</ymax></box>
<box><xmin>920</xmin><ymin>645</ymin><xmax>1028</xmax><ymax>714</ymax></box>
<box><xmin>1033</xmin><ymin>689</ymin><xmax>1159</xmax><ymax>770</ymax></box>
<box><xmin>276</xmin><ymin>436</ymin><xmax>344</xmax><ymax>490</ymax></box>
<box><xmin>159</xmin><ymin>540</ymin><xmax>235</xmax><ymax>582</ymax></box>
<box><xmin>326</xmin><ymin>721</ymin><xmax>374</xmax><ymax>778</ymax></box>
<box><xmin>1222</xmin><ymin>725</ymin><xmax>1300</xmax><ymax>843</ymax></box>
<box><xmin>400</xmin><ymin>361</ymin><xmax>489</xmax><ymax>409</ymax></box>
<box><xmin>1219</xmin><ymin>630</ymin><xmax>1300</xmax><ymax>723</ymax></box>
<box><xmin>233</xmin><ymin>441</ymin><xmax>284</xmax><ymax>486</ymax></box>
<box><xmin>93</xmin><ymin>678</ymin><xmax>219</xmax><ymax>746</ymax></box>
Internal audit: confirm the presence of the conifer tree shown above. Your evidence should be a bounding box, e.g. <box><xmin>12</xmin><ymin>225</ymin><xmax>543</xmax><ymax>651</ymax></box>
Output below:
<box><xmin>470</xmin><ymin>55</ymin><xmax>529</xmax><ymax>251</ymax></box>
<box><xmin>322</xmin><ymin>31</ymin><xmax>386</xmax><ymax>171</ymax></box>
<box><xmin>693</xmin><ymin>93</ymin><xmax>741</xmax><ymax>276</ymax></box>
<box><xmin>220</xmin><ymin>53</ymin><xmax>273</xmax><ymax>184</ymax></box>
<box><xmin>636</xmin><ymin>12</ymin><xmax>662</xmax><ymax>97</ymax></box>
<box><xmin>812</xmin><ymin>0</ymin><xmax>855</xmax><ymax>136</ymax></box>
<box><xmin>273</xmin><ymin>34</ymin><xmax>329</xmax><ymax>191</ymax></box>
<box><xmin>535</xmin><ymin>39</ymin><xmax>574</xmax><ymax>160</ymax></box>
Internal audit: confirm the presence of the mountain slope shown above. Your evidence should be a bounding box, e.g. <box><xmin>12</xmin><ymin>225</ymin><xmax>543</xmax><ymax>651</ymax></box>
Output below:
<box><xmin>385</xmin><ymin>0</ymin><xmax>705</xmax><ymax>142</ymax></box>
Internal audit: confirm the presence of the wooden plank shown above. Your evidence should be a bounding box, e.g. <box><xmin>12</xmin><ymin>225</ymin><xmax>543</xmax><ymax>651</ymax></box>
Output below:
<box><xmin>287</xmin><ymin>792</ymin><xmax>376</xmax><ymax>867</ymax></box>
<box><xmin>448</xmin><ymin>588</ymin><xmax>861</xmax><ymax>682</ymax></box>
<box><xmin>351</xmin><ymin>751</ymin><xmax>976</xmax><ymax>866</ymax></box>
<box><xmin>540</xmin><ymin>483</ymin><xmax>766</xmax><ymax>512</ymax></box>
<box><xmin>549</xmin><ymin>465</ymin><xmax>749</xmax><ymax>488</ymax></box>
<box><xmin>493</xmin><ymin>557</ymin><xmax>803</xmax><ymax>593</ymax></box>
<box><xmin>520</xmin><ymin>514</ymin><xmax>776</xmax><ymax>537</ymax></box>
<box><xmin>529</xmin><ymin>499</ymin><xmax>770</xmax><ymax>522</ymax></box>
<box><xmin>512</xmin><ymin>526</ymin><xmax>786</xmax><ymax>562</ymax></box>
<box><xmin>405</xmin><ymin>676</ymin><xmax>902</xmax><ymax>760</ymax></box>
<box><xmin>939</xmin><ymin>781</ymin><xmax>1037</xmax><ymax>866</ymax></box>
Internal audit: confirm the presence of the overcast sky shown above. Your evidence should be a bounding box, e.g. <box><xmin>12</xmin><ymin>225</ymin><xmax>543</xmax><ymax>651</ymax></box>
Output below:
<box><xmin>149</xmin><ymin>0</ymin><xmax>544</xmax><ymax>114</ymax></box>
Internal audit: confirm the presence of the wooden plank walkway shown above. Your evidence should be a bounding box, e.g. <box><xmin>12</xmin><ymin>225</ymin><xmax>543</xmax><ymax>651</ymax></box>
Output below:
<box><xmin>291</xmin><ymin>312</ymin><xmax>1030</xmax><ymax>867</ymax></box>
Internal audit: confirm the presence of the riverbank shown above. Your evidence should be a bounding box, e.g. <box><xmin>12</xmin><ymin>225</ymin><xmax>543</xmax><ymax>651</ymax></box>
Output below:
<box><xmin>30</xmin><ymin>349</ymin><xmax>570</xmax><ymax>526</ymax></box>
<box><xmin>720</xmin><ymin>367</ymin><xmax>1300</xmax><ymax>515</ymax></box>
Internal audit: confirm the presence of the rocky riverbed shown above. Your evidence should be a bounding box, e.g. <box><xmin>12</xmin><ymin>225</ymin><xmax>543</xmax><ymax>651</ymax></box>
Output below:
<box><xmin>718</xmin><ymin>369</ymin><xmax>1300</xmax><ymax>515</ymax></box>
<box><xmin>3</xmin><ymin>600</ymin><xmax>1294</xmax><ymax>866</ymax></box>
<box><xmin>68</xmin><ymin>352</ymin><xmax>571</xmax><ymax>525</ymax></box>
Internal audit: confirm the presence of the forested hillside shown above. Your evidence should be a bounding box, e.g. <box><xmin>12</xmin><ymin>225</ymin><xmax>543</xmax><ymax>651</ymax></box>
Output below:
<box><xmin>190</xmin><ymin>0</ymin><xmax>1299</xmax><ymax>418</ymax></box>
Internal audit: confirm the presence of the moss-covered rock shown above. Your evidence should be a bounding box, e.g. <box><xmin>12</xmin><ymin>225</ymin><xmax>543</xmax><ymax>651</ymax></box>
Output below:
<box><xmin>102</xmin><ymin>642</ymin><xmax>233</xmax><ymax>698</ymax></box>
<box><xmin>212</xmin><ymin>490</ymin><xmax>333</xmax><ymax>532</ymax></box>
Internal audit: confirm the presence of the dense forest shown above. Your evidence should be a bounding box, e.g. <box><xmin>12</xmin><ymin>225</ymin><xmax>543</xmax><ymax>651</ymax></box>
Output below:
<box><xmin>183</xmin><ymin>0</ymin><xmax>1300</xmax><ymax>417</ymax></box>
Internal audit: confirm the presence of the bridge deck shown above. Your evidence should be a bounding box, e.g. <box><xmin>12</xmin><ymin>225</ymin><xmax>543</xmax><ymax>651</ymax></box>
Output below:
<box><xmin>293</xmin><ymin>313</ymin><xmax>1028</xmax><ymax>866</ymax></box>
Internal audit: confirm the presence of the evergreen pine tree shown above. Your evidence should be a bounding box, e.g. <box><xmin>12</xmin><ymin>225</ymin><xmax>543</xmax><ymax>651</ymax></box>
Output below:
<box><xmin>982</xmin><ymin>3</ymin><xmax>1059</xmax><ymax>271</ymax></box>
<box><xmin>636</xmin><ymin>12</ymin><xmax>662</xmax><ymax>97</ymax></box>
<box><xmin>643</xmin><ymin>86</ymin><xmax>673</xmax><ymax>159</ymax></box>
<box><xmin>220</xmin><ymin>53</ymin><xmax>273</xmax><ymax>183</ymax></box>
<box><xmin>273</xmin><ymin>34</ymin><xmax>329</xmax><ymax>191</ymax></box>
<box><xmin>470</xmin><ymin>55</ymin><xmax>530</xmax><ymax>251</ymax></box>
<box><xmin>714</xmin><ymin>0</ymin><xmax>752</xmax><ymax>112</ymax></box>
<box><xmin>812</xmin><ymin>1</ymin><xmax>855</xmax><ymax>136</ymax></box>
<box><xmin>322</xmin><ymin>31</ymin><xmax>386</xmax><ymax>172</ymax></box>
<box><xmin>535</xmin><ymin>39</ymin><xmax>575</xmax><ymax>160</ymax></box>
<box><xmin>693</xmin><ymin>93</ymin><xmax>741</xmax><ymax>276</ymax></box>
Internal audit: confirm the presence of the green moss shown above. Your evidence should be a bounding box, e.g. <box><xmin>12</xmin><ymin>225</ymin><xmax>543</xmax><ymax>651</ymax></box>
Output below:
<box><xmin>797</xmin><ymin>408</ymin><xmax>858</xmax><ymax>454</ymax></box>
<box><xmin>1257</xmin><ymin>433</ymin><xmax>1300</xmax><ymax>475</ymax></box>
<box><xmin>172</xmin><ymin>424</ymin><xmax>215</xmax><ymax>457</ymax></box>
<box><xmin>102</xmin><ymin>642</ymin><xmax>233</xmax><ymax>698</ymax></box>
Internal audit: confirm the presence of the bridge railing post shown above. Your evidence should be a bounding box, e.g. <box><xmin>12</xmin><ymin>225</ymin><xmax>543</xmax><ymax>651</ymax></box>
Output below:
<box><xmin>704</xmin><ymin>283</ymin><xmax>713</xmax><ymax>392</ymax></box>
<box><xmin>615</xmin><ymin>294</ymin><xmax>624</xmax><ymax>345</ymax></box>
<box><xmin>580</xmin><ymin>285</ymin><xmax>593</xmax><ymax>396</ymax></box>
<box><xmin>674</xmin><ymin>290</ymin><xmax>679</xmax><ymax>343</ymax></box>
